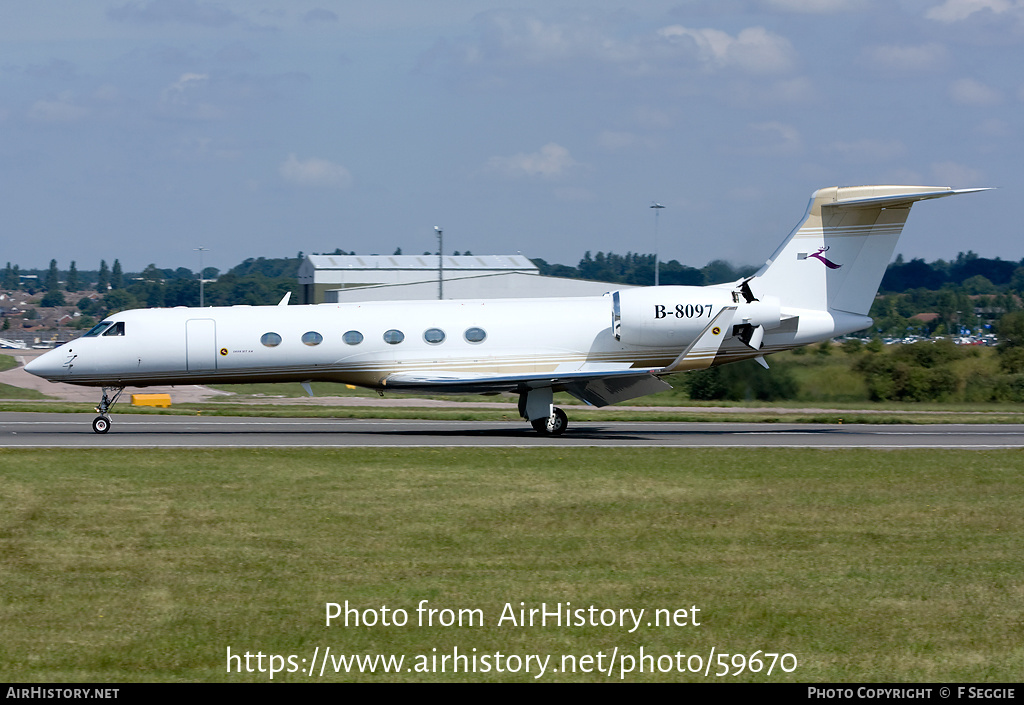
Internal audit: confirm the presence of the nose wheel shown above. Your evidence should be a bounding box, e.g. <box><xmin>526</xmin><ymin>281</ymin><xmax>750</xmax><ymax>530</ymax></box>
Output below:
<box><xmin>92</xmin><ymin>386</ymin><xmax>124</xmax><ymax>434</ymax></box>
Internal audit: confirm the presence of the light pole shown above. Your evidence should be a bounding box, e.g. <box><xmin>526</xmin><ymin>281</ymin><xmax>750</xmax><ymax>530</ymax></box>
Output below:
<box><xmin>650</xmin><ymin>203</ymin><xmax>665</xmax><ymax>286</ymax></box>
<box><xmin>435</xmin><ymin>226</ymin><xmax>443</xmax><ymax>300</ymax></box>
<box><xmin>193</xmin><ymin>247</ymin><xmax>209</xmax><ymax>307</ymax></box>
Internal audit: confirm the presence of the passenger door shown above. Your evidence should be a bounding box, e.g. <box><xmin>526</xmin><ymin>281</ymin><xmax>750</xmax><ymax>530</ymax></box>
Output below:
<box><xmin>186</xmin><ymin>319</ymin><xmax>217</xmax><ymax>371</ymax></box>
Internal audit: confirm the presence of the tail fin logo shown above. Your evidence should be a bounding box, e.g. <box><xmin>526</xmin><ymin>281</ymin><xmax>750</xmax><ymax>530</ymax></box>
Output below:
<box><xmin>808</xmin><ymin>246</ymin><xmax>842</xmax><ymax>269</ymax></box>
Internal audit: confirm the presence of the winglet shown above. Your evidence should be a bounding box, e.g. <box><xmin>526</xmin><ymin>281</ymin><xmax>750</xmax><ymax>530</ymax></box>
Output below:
<box><xmin>661</xmin><ymin>306</ymin><xmax>737</xmax><ymax>373</ymax></box>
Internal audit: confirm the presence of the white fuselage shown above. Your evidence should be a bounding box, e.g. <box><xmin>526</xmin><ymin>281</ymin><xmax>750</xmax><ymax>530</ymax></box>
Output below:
<box><xmin>24</xmin><ymin>286</ymin><xmax>866</xmax><ymax>392</ymax></box>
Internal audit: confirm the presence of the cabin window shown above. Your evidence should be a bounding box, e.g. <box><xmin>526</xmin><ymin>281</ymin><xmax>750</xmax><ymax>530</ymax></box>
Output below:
<box><xmin>343</xmin><ymin>330</ymin><xmax>363</xmax><ymax>345</ymax></box>
<box><xmin>464</xmin><ymin>327</ymin><xmax>486</xmax><ymax>343</ymax></box>
<box><xmin>84</xmin><ymin>322</ymin><xmax>113</xmax><ymax>337</ymax></box>
<box><xmin>383</xmin><ymin>329</ymin><xmax>405</xmax><ymax>345</ymax></box>
<box><xmin>261</xmin><ymin>332</ymin><xmax>282</xmax><ymax>347</ymax></box>
<box><xmin>102</xmin><ymin>321</ymin><xmax>125</xmax><ymax>337</ymax></box>
<box><xmin>302</xmin><ymin>331</ymin><xmax>323</xmax><ymax>346</ymax></box>
<box><xmin>423</xmin><ymin>328</ymin><xmax>446</xmax><ymax>344</ymax></box>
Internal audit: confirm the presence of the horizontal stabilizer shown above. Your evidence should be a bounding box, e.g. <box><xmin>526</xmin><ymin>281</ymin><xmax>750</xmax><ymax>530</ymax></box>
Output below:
<box><xmin>824</xmin><ymin>187</ymin><xmax>991</xmax><ymax>210</ymax></box>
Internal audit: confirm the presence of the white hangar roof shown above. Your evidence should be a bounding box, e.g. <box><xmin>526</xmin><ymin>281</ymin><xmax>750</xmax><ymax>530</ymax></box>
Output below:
<box><xmin>300</xmin><ymin>254</ymin><xmax>538</xmax><ymax>277</ymax></box>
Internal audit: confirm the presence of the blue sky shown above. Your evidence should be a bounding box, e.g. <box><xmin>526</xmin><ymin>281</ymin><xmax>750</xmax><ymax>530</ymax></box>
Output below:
<box><xmin>1</xmin><ymin>0</ymin><xmax>1020</xmax><ymax>273</ymax></box>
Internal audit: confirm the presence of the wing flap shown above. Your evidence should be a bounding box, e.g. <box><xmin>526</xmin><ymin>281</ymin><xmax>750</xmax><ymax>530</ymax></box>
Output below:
<box><xmin>383</xmin><ymin>367</ymin><xmax>664</xmax><ymax>396</ymax></box>
<box><xmin>563</xmin><ymin>374</ymin><xmax>672</xmax><ymax>407</ymax></box>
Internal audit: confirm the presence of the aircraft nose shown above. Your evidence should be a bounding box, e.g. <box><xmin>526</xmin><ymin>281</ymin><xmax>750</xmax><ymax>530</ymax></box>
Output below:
<box><xmin>25</xmin><ymin>349</ymin><xmax>66</xmax><ymax>380</ymax></box>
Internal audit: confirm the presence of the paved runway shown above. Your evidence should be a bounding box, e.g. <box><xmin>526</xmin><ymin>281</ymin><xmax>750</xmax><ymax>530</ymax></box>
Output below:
<box><xmin>3</xmin><ymin>412</ymin><xmax>1024</xmax><ymax>448</ymax></box>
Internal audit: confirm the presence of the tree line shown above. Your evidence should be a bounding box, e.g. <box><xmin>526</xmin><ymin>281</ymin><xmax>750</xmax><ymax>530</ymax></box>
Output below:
<box><xmin>530</xmin><ymin>252</ymin><xmax>758</xmax><ymax>287</ymax></box>
<box><xmin>4</xmin><ymin>249</ymin><xmax>1024</xmax><ymax>338</ymax></box>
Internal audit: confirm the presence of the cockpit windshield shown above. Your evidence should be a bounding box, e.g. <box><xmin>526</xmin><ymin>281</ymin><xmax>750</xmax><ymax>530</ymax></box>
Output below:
<box><xmin>82</xmin><ymin>321</ymin><xmax>126</xmax><ymax>338</ymax></box>
<box><xmin>83</xmin><ymin>322</ymin><xmax>113</xmax><ymax>337</ymax></box>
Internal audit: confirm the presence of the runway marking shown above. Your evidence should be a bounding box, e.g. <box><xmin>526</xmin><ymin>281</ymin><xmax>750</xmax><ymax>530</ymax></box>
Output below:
<box><xmin>5</xmin><ymin>444</ymin><xmax>1024</xmax><ymax>449</ymax></box>
<box><xmin>6</xmin><ymin>414</ymin><xmax>1024</xmax><ymax>448</ymax></box>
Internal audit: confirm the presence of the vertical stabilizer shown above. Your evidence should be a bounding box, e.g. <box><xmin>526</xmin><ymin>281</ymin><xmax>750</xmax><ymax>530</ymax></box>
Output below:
<box><xmin>751</xmin><ymin>186</ymin><xmax>987</xmax><ymax>316</ymax></box>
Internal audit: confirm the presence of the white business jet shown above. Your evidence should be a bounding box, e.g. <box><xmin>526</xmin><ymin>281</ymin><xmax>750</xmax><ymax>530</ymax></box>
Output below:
<box><xmin>26</xmin><ymin>185</ymin><xmax>985</xmax><ymax>435</ymax></box>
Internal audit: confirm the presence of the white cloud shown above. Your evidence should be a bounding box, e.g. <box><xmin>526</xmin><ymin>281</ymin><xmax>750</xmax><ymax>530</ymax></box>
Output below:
<box><xmin>465</xmin><ymin>12</ymin><xmax>641</xmax><ymax>68</ymax></box>
<box><xmin>949</xmin><ymin>78</ymin><xmax>1002</xmax><ymax>105</ymax></box>
<box><xmin>158</xmin><ymin>73</ymin><xmax>226</xmax><ymax>120</ymax></box>
<box><xmin>926</xmin><ymin>0</ymin><xmax>1017</xmax><ymax>22</ymax></box>
<box><xmin>425</xmin><ymin>11</ymin><xmax>798</xmax><ymax>82</ymax></box>
<box><xmin>657</xmin><ymin>25</ymin><xmax>796</xmax><ymax>74</ymax></box>
<box><xmin>280</xmin><ymin>153</ymin><xmax>353</xmax><ymax>189</ymax></box>
<box><xmin>28</xmin><ymin>94</ymin><xmax>89</xmax><ymax>123</ymax></box>
<box><xmin>161</xmin><ymin>72</ymin><xmax>208</xmax><ymax>101</ymax></box>
<box><xmin>486</xmin><ymin>143</ymin><xmax>578</xmax><ymax>179</ymax></box>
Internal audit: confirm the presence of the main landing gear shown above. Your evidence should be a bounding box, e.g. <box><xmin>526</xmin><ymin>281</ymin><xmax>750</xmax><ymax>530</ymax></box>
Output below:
<box><xmin>530</xmin><ymin>406</ymin><xmax>568</xmax><ymax>435</ymax></box>
<box><xmin>92</xmin><ymin>386</ymin><xmax>124</xmax><ymax>434</ymax></box>
<box><xmin>519</xmin><ymin>386</ymin><xmax>568</xmax><ymax>436</ymax></box>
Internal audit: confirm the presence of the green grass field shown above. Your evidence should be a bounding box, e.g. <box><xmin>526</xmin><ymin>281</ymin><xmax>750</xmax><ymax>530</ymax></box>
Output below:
<box><xmin>0</xmin><ymin>354</ymin><xmax>18</xmax><ymax>373</ymax></box>
<box><xmin>1</xmin><ymin>448</ymin><xmax>1022</xmax><ymax>682</ymax></box>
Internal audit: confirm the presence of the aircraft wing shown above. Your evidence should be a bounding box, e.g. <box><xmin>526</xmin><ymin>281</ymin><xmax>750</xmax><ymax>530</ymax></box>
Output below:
<box><xmin>383</xmin><ymin>367</ymin><xmax>672</xmax><ymax>406</ymax></box>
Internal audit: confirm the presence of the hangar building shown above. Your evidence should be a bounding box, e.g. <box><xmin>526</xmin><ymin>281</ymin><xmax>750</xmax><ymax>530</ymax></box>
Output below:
<box><xmin>298</xmin><ymin>254</ymin><xmax>624</xmax><ymax>303</ymax></box>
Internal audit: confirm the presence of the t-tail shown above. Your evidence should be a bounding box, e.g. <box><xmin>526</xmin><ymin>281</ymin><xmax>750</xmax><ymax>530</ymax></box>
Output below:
<box><xmin>747</xmin><ymin>185</ymin><xmax>988</xmax><ymax>341</ymax></box>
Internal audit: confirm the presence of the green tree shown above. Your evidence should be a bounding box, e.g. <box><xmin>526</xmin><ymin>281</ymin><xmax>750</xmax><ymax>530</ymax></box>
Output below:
<box><xmin>996</xmin><ymin>311</ymin><xmax>1024</xmax><ymax>373</ymax></box>
<box><xmin>66</xmin><ymin>261</ymin><xmax>80</xmax><ymax>292</ymax></box>
<box><xmin>841</xmin><ymin>338</ymin><xmax>863</xmax><ymax>354</ymax></box>
<box><xmin>45</xmin><ymin>259</ymin><xmax>60</xmax><ymax>292</ymax></box>
<box><xmin>101</xmin><ymin>288</ymin><xmax>136</xmax><ymax>314</ymax></box>
<box><xmin>97</xmin><ymin>260</ymin><xmax>110</xmax><ymax>291</ymax></box>
<box><xmin>111</xmin><ymin>259</ymin><xmax>124</xmax><ymax>289</ymax></box>
<box><xmin>40</xmin><ymin>289</ymin><xmax>66</xmax><ymax>307</ymax></box>
<box><xmin>77</xmin><ymin>297</ymin><xmax>99</xmax><ymax>315</ymax></box>
<box><xmin>962</xmin><ymin>274</ymin><xmax>996</xmax><ymax>295</ymax></box>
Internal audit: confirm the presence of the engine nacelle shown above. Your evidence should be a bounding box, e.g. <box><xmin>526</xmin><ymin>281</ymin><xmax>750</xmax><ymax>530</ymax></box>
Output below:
<box><xmin>612</xmin><ymin>287</ymin><xmax>732</xmax><ymax>347</ymax></box>
<box><xmin>612</xmin><ymin>286</ymin><xmax>782</xmax><ymax>348</ymax></box>
<box><xmin>736</xmin><ymin>295</ymin><xmax>782</xmax><ymax>330</ymax></box>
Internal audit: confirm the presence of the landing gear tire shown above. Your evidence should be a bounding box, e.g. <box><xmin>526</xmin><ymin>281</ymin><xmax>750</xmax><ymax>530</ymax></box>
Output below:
<box><xmin>531</xmin><ymin>407</ymin><xmax>568</xmax><ymax>436</ymax></box>
<box><xmin>91</xmin><ymin>386</ymin><xmax>124</xmax><ymax>434</ymax></box>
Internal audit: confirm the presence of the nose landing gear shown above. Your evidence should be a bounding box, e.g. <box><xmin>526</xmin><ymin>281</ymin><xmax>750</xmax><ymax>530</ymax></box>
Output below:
<box><xmin>92</xmin><ymin>386</ymin><xmax>125</xmax><ymax>434</ymax></box>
